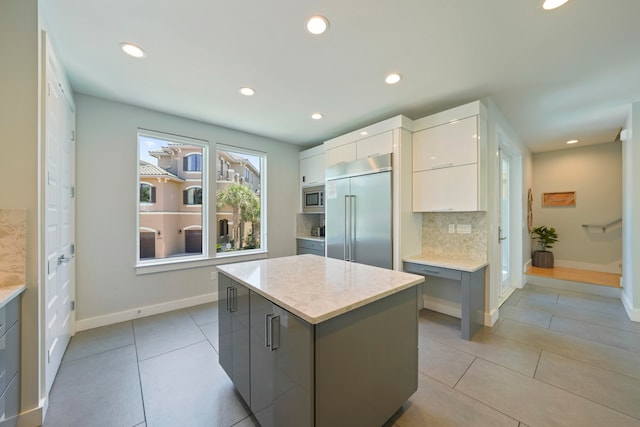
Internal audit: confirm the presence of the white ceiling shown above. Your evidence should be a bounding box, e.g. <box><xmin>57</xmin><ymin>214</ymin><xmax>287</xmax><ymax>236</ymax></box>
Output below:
<box><xmin>41</xmin><ymin>0</ymin><xmax>640</xmax><ymax>152</ymax></box>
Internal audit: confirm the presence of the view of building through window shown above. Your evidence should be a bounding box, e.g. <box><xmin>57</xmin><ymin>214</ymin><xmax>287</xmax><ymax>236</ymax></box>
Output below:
<box><xmin>137</xmin><ymin>133</ymin><xmax>263</xmax><ymax>263</ymax></box>
<box><xmin>215</xmin><ymin>147</ymin><xmax>262</xmax><ymax>253</ymax></box>
<box><xmin>138</xmin><ymin>135</ymin><xmax>205</xmax><ymax>260</ymax></box>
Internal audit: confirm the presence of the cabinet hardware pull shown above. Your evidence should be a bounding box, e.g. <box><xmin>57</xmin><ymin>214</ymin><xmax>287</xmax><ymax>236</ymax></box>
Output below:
<box><xmin>230</xmin><ymin>287</ymin><xmax>238</xmax><ymax>312</ymax></box>
<box><xmin>226</xmin><ymin>287</ymin><xmax>232</xmax><ymax>312</ymax></box>
<box><xmin>265</xmin><ymin>314</ymin><xmax>273</xmax><ymax>348</ymax></box>
<box><xmin>270</xmin><ymin>315</ymin><xmax>280</xmax><ymax>351</ymax></box>
<box><xmin>431</xmin><ymin>163</ymin><xmax>454</xmax><ymax>169</ymax></box>
<box><xmin>422</xmin><ymin>269</ymin><xmax>441</xmax><ymax>275</ymax></box>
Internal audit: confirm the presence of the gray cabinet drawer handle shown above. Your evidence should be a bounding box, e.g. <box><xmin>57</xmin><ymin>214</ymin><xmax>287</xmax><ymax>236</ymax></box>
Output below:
<box><xmin>422</xmin><ymin>269</ymin><xmax>441</xmax><ymax>275</ymax></box>
<box><xmin>270</xmin><ymin>315</ymin><xmax>280</xmax><ymax>351</ymax></box>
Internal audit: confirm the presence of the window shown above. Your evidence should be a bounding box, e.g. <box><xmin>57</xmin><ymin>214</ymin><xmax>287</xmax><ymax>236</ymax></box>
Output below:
<box><xmin>137</xmin><ymin>131</ymin><xmax>266</xmax><ymax>268</ymax></box>
<box><xmin>216</xmin><ymin>146</ymin><xmax>265</xmax><ymax>253</ymax></box>
<box><xmin>138</xmin><ymin>130</ymin><xmax>207</xmax><ymax>263</ymax></box>
<box><xmin>183</xmin><ymin>186</ymin><xmax>202</xmax><ymax>205</ymax></box>
<box><xmin>184</xmin><ymin>153</ymin><xmax>202</xmax><ymax>172</ymax></box>
<box><xmin>140</xmin><ymin>183</ymin><xmax>156</xmax><ymax>203</ymax></box>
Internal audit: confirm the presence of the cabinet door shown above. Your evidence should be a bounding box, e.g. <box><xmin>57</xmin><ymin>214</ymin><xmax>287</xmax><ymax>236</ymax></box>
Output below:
<box><xmin>356</xmin><ymin>130</ymin><xmax>393</xmax><ymax>159</ymax></box>
<box><xmin>300</xmin><ymin>153</ymin><xmax>325</xmax><ymax>186</ymax></box>
<box><xmin>325</xmin><ymin>142</ymin><xmax>356</xmax><ymax>167</ymax></box>
<box><xmin>217</xmin><ymin>274</ymin><xmax>250</xmax><ymax>404</ymax></box>
<box><xmin>250</xmin><ymin>292</ymin><xmax>313</xmax><ymax>427</ymax></box>
<box><xmin>412</xmin><ymin>164</ymin><xmax>478</xmax><ymax>212</ymax></box>
<box><xmin>413</xmin><ymin>116</ymin><xmax>478</xmax><ymax>171</ymax></box>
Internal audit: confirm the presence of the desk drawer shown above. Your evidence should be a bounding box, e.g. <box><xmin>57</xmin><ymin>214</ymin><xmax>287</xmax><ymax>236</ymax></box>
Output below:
<box><xmin>403</xmin><ymin>262</ymin><xmax>462</xmax><ymax>281</ymax></box>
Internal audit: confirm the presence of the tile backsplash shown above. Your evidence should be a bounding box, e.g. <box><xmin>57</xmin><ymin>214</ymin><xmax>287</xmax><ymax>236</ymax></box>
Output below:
<box><xmin>296</xmin><ymin>213</ymin><xmax>325</xmax><ymax>236</ymax></box>
<box><xmin>422</xmin><ymin>211</ymin><xmax>487</xmax><ymax>259</ymax></box>
<box><xmin>0</xmin><ymin>209</ymin><xmax>26</xmax><ymax>286</ymax></box>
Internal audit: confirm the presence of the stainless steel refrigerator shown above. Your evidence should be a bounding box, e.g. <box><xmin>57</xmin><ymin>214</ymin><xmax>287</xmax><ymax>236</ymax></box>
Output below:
<box><xmin>326</xmin><ymin>153</ymin><xmax>392</xmax><ymax>269</ymax></box>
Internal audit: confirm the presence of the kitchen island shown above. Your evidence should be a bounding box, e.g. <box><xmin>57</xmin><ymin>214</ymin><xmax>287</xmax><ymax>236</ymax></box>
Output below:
<box><xmin>217</xmin><ymin>254</ymin><xmax>425</xmax><ymax>427</ymax></box>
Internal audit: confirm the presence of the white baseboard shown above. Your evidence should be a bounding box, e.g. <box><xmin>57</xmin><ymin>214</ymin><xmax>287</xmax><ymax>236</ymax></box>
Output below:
<box><xmin>17</xmin><ymin>397</ymin><xmax>46</xmax><ymax>427</ymax></box>
<box><xmin>423</xmin><ymin>295</ymin><xmax>461</xmax><ymax>319</ymax></box>
<box><xmin>621</xmin><ymin>291</ymin><xmax>640</xmax><ymax>322</ymax></box>
<box><xmin>75</xmin><ymin>292</ymin><xmax>218</xmax><ymax>332</ymax></box>
<box><xmin>486</xmin><ymin>307</ymin><xmax>499</xmax><ymax>327</ymax></box>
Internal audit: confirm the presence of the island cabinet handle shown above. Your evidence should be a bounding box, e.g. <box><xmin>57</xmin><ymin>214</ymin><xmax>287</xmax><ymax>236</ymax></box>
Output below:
<box><xmin>264</xmin><ymin>314</ymin><xmax>281</xmax><ymax>351</ymax></box>
<box><xmin>265</xmin><ymin>314</ymin><xmax>273</xmax><ymax>348</ymax></box>
<box><xmin>226</xmin><ymin>287</ymin><xmax>238</xmax><ymax>312</ymax></box>
<box><xmin>422</xmin><ymin>269</ymin><xmax>441</xmax><ymax>275</ymax></box>
<box><xmin>270</xmin><ymin>315</ymin><xmax>280</xmax><ymax>351</ymax></box>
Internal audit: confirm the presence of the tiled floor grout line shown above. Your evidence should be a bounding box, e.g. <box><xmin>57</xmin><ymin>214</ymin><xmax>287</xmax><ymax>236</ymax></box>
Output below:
<box><xmin>131</xmin><ymin>320</ymin><xmax>148</xmax><ymax>427</ymax></box>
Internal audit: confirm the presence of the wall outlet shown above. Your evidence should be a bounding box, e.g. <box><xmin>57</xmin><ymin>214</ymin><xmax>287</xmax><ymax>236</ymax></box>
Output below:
<box><xmin>457</xmin><ymin>224</ymin><xmax>472</xmax><ymax>234</ymax></box>
<box><xmin>448</xmin><ymin>224</ymin><xmax>455</xmax><ymax>233</ymax></box>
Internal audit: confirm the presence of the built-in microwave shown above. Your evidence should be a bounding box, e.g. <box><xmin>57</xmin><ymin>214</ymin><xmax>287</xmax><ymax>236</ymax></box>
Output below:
<box><xmin>303</xmin><ymin>186</ymin><xmax>324</xmax><ymax>213</ymax></box>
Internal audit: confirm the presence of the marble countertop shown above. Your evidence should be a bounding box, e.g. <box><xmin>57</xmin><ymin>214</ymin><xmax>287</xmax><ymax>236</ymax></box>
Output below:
<box><xmin>217</xmin><ymin>254</ymin><xmax>424</xmax><ymax>324</ymax></box>
<box><xmin>295</xmin><ymin>235</ymin><xmax>325</xmax><ymax>242</ymax></box>
<box><xmin>403</xmin><ymin>253</ymin><xmax>488</xmax><ymax>273</ymax></box>
<box><xmin>0</xmin><ymin>284</ymin><xmax>26</xmax><ymax>309</ymax></box>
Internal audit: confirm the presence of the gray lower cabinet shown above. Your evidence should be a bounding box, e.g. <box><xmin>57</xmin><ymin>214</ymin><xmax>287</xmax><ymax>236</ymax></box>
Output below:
<box><xmin>250</xmin><ymin>292</ymin><xmax>313</xmax><ymax>427</ymax></box>
<box><xmin>296</xmin><ymin>239</ymin><xmax>325</xmax><ymax>256</ymax></box>
<box><xmin>218</xmin><ymin>274</ymin><xmax>250</xmax><ymax>404</ymax></box>
<box><xmin>0</xmin><ymin>296</ymin><xmax>21</xmax><ymax>427</ymax></box>
<box><xmin>218</xmin><ymin>272</ymin><xmax>418</xmax><ymax>427</ymax></box>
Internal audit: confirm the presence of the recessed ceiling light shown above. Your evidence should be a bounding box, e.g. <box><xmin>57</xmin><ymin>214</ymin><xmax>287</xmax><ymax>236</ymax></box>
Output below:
<box><xmin>120</xmin><ymin>42</ymin><xmax>146</xmax><ymax>58</ymax></box>
<box><xmin>542</xmin><ymin>0</ymin><xmax>570</xmax><ymax>10</ymax></box>
<box><xmin>306</xmin><ymin>16</ymin><xmax>329</xmax><ymax>35</ymax></box>
<box><xmin>385</xmin><ymin>73</ymin><xmax>402</xmax><ymax>85</ymax></box>
<box><xmin>360</xmin><ymin>131</ymin><xmax>369</xmax><ymax>136</ymax></box>
<box><xmin>239</xmin><ymin>87</ymin><xmax>255</xmax><ymax>96</ymax></box>
<box><xmin>566</xmin><ymin>139</ymin><xmax>578</xmax><ymax>144</ymax></box>
<box><xmin>311</xmin><ymin>113</ymin><xmax>323</xmax><ymax>120</ymax></box>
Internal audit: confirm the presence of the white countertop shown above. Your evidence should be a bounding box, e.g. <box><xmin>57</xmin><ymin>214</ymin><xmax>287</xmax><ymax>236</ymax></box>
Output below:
<box><xmin>217</xmin><ymin>254</ymin><xmax>424</xmax><ymax>324</ymax></box>
<box><xmin>0</xmin><ymin>284</ymin><xmax>26</xmax><ymax>308</ymax></box>
<box><xmin>296</xmin><ymin>235</ymin><xmax>325</xmax><ymax>242</ymax></box>
<box><xmin>403</xmin><ymin>253</ymin><xmax>488</xmax><ymax>273</ymax></box>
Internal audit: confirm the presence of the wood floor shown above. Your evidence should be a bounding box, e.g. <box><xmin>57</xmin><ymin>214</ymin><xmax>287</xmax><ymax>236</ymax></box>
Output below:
<box><xmin>526</xmin><ymin>266</ymin><xmax>622</xmax><ymax>288</ymax></box>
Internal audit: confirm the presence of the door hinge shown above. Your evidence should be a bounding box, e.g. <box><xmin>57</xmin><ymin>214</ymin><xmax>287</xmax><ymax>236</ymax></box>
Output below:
<box><xmin>47</xmin><ymin>350</ymin><xmax>51</xmax><ymax>363</ymax></box>
<box><xmin>71</xmin><ymin>301</ymin><xmax>75</xmax><ymax>311</ymax></box>
<box><xmin>70</xmin><ymin>244</ymin><xmax>75</xmax><ymax>255</ymax></box>
<box><xmin>70</xmin><ymin>186</ymin><xmax>75</xmax><ymax>198</ymax></box>
<box><xmin>71</xmin><ymin>130</ymin><xmax>75</xmax><ymax>141</ymax></box>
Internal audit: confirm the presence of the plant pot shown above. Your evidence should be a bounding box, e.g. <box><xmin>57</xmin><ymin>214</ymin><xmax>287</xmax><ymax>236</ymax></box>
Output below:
<box><xmin>532</xmin><ymin>250</ymin><xmax>554</xmax><ymax>268</ymax></box>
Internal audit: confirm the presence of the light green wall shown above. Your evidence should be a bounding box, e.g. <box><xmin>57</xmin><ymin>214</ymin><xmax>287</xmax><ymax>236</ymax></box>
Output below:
<box><xmin>75</xmin><ymin>94</ymin><xmax>300</xmax><ymax>324</ymax></box>
<box><xmin>0</xmin><ymin>0</ymin><xmax>42</xmax><ymax>420</ymax></box>
<box><xmin>532</xmin><ymin>142</ymin><xmax>622</xmax><ymax>272</ymax></box>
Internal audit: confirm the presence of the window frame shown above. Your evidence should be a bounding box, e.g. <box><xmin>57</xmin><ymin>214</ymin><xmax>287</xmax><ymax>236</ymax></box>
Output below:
<box><xmin>135</xmin><ymin>130</ymin><xmax>268</xmax><ymax>274</ymax></box>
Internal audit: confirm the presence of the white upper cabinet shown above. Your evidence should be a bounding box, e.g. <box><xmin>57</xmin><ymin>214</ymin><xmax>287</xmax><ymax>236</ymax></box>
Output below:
<box><xmin>413</xmin><ymin>116</ymin><xmax>478</xmax><ymax>171</ymax></box>
<box><xmin>356</xmin><ymin>131</ymin><xmax>393</xmax><ymax>160</ymax></box>
<box><xmin>411</xmin><ymin>101</ymin><xmax>487</xmax><ymax>212</ymax></box>
<box><xmin>300</xmin><ymin>145</ymin><xmax>325</xmax><ymax>187</ymax></box>
<box><xmin>325</xmin><ymin>131</ymin><xmax>393</xmax><ymax>167</ymax></box>
<box><xmin>325</xmin><ymin>141</ymin><xmax>357</xmax><ymax>167</ymax></box>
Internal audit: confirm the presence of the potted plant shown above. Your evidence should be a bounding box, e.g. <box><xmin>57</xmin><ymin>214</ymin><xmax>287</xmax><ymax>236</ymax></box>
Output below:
<box><xmin>531</xmin><ymin>225</ymin><xmax>558</xmax><ymax>268</ymax></box>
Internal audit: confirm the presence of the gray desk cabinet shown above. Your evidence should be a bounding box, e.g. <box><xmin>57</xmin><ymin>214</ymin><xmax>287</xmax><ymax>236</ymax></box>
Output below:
<box><xmin>404</xmin><ymin>261</ymin><xmax>486</xmax><ymax>340</ymax></box>
<box><xmin>0</xmin><ymin>296</ymin><xmax>20</xmax><ymax>427</ymax></box>
<box><xmin>218</xmin><ymin>274</ymin><xmax>250</xmax><ymax>404</ymax></box>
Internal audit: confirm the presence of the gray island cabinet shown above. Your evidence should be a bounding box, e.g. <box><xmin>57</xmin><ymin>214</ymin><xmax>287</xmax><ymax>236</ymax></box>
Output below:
<box><xmin>217</xmin><ymin>255</ymin><xmax>425</xmax><ymax>427</ymax></box>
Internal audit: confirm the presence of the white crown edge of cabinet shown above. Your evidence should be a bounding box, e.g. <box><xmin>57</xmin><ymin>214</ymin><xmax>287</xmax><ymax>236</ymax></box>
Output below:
<box><xmin>413</xmin><ymin>100</ymin><xmax>488</xmax><ymax>133</ymax></box>
<box><xmin>324</xmin><ymin>115</ymin><xmax>413</xmax><ymax>150</ymax></box>
<box><xmin>300</xmin><ymin>144</ymin><xmax>325</xmax><ymax>159</ymax></box>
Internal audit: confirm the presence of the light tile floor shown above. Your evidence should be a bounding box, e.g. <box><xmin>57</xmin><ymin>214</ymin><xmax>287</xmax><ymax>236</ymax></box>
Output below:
<box><xmin>43</xmin><ymin>284</ymin><xmax>640</xmax><ymax>427</ymax></box>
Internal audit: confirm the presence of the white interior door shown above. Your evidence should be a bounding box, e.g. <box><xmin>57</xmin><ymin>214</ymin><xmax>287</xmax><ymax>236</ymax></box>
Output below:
<box><xmin>44</xmin><ymin>38</ymin><xmax>75</xmax><ymax>394</ymax></box>
<box><xmin>499</xmin><ymin>148</ymin><xmax>512</xmax><ymax>297</ymax></box>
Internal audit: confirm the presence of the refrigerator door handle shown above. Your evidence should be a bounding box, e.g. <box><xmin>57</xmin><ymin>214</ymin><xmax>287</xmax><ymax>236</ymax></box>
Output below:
<box><xmin>344</xmin><ymin>195</ymin><xmax>349</xmax><ymax>261</ymax></box>
<box><xmin>350</xmin><ymin>195</ymin><xmax>356</xmax><ymax>263</ymax></box>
